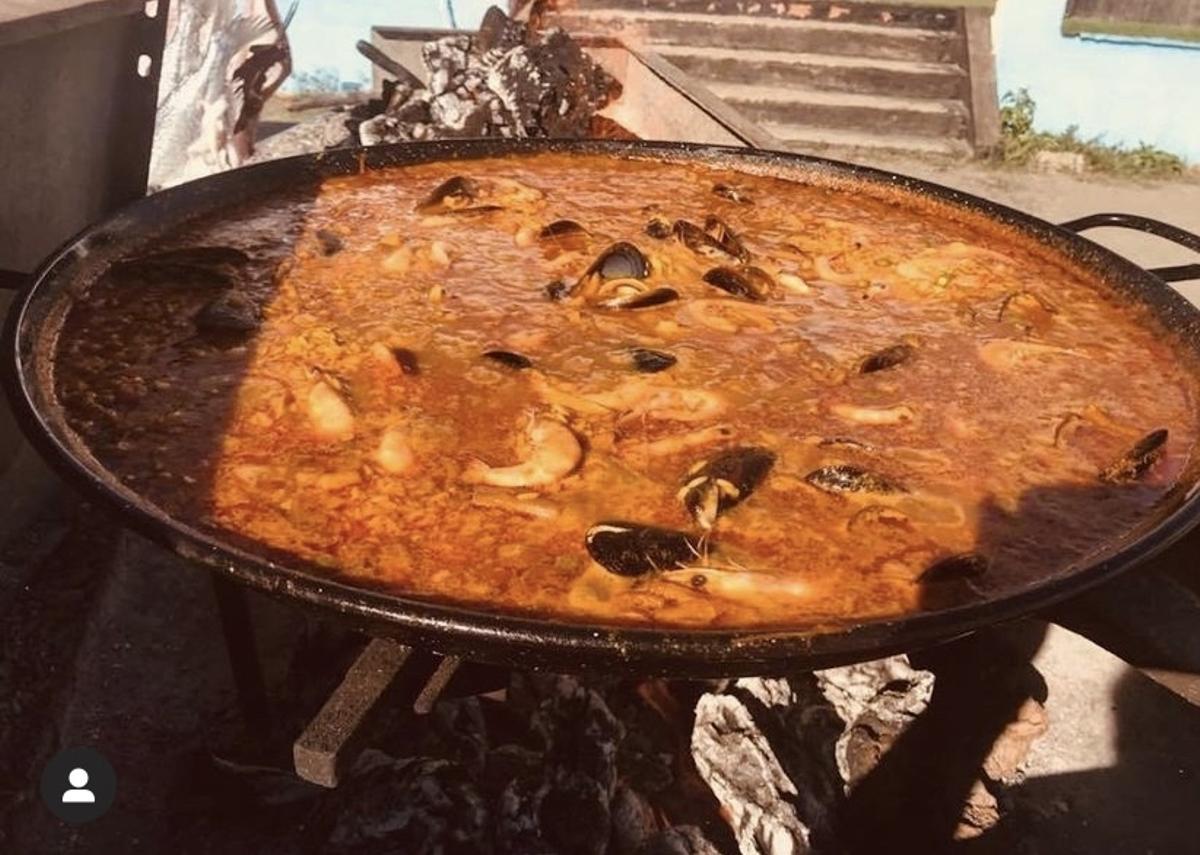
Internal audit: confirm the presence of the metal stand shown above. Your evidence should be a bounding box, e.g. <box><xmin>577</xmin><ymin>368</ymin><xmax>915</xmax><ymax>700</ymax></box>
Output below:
<box><xmin>210</xmin><ymin>574</ymin><xmax>271</xmax><ymax>736</ymax></box>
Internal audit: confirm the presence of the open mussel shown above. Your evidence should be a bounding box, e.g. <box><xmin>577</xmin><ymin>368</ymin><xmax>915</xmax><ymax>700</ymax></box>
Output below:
<box><xmin>584</xmin><ymin>241</ymin><xmax>650</xmax><ymax>281</ymax></box>
<box><xmin>598</xmin><ymin>287</ymin><xmax>679</xmax><ymax>310</ymax></box>
<box><xmin>672</xmin><ymin>219</ymin><xmax>741</xmax><ymax>264</ymax></box>
<box><xmin>702</xmin><ymin>266</ymin><xmax>773</xmax><ymax>302</ymax></box>
<box><xmin>712</xmin><ymin>183</ymin><xmax>753</xmax><ymax>205</ymax></box>
<box><xmin>805</xmin><ymin>465</ymin><xmax>906</xmax><ymax>495</ymax></box>
<box><xmin>680</xmin><ymin>446</ymin><xmax>776</xmax><ymax>530</ymax></box>
<box><xmin>585</xmin><ymin>521</ymin><xmax>703</xmax><ymax>577</ymax></box>
<box><xmin>703</xmin><ymin>215</ymin><xmax>750</xmax><ymax>262</ymax></box>
<box><xmin>1099</xmin><ymin>428</ymin><xmax>1168</xmax><ymax>484</ymax></box>
<box><xmin>195</xmin><ymin>292</ymin><xmax>260</xmax><ymax>339</ymax></box>
<box><xmin>483</xmin><ymin>350</ymin><xmax>534</xmax><ymax>370</ymax></box>
<box><xmin>415</xmin><ymin>176</ymin><xmax>482</xmax><ymax>213</ymax></box>
<box><xmin>315</xmin><ymin>229</ymin><xmax>344</xmax><ymax>256</ymax></box>
<box><xmin>859</xmin><ymin>343</ymin><xmax>915</xmax><ymax>374</ymax></box>
<box><xmin>630</xmin><ymin>348</ymin><xmax>677</xmax><ymax>373</ymax></box>
<box><xmin>645</xmin><ymin>216</ymin><xmax>673</xmax><ymax>239</ymax></box>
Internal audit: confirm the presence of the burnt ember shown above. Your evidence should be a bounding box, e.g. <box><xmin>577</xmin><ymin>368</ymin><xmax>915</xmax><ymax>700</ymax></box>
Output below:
<box><xmin>349</xmin><ymin>6</ymin><xmax>622</xmax><ymax>146</ymax></box>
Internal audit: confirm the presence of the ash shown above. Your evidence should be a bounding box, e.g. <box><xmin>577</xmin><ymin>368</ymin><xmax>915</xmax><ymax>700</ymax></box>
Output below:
<box><xmin>351</xmin><ymin>6</ymin><xmax>619</xmax><ymax>148</ymax></box>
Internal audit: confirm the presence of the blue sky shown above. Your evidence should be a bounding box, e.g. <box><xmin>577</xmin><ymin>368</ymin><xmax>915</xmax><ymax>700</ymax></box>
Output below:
<box><xmin>285</xmin><ymin>1</ymin><xmax>494</xmax><ymax>87</ymax></box>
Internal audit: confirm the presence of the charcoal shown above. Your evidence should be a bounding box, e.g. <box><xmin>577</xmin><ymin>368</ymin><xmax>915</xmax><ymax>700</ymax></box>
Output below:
<box><xmin>637</xmin><ymin>827</ymin><xmax>723</xmax><ymax>855</ymax></box>
<box><xmin>422</xmin><ymin>35</ymin><xmax>471</xmax><ymax>77</ymax></box>
<box><xmin>476</xmin><ymin>4</ymin><xmax>528</xmax><ymax>55</ymax></box>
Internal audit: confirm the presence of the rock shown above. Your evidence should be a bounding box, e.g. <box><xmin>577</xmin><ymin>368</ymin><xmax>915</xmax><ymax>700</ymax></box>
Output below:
<box><xmin>982</xmin><ymin>697</ymin><xmax>1049</xmax><ymax>783</ymax></box>
<box><xmin>816</xmin><ymin>655</ymin><xmax>934</xmax><ymax>786</ymax></box>
<box><xmin>691</xmin><ymin>691</ymin><xmax>814</xmax><ymax>855</ymax></box>
<box><xmin>1032</xmin><ymin>150</ymin><xmax>1088</xmax><ymax>174</ymax></box>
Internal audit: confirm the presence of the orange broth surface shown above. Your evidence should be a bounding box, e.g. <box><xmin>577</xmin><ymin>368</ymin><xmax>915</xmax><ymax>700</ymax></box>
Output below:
<box><xmin>52</xmin><ymin>152</ymin><xmax>1200</xmax><ymax>629</ymax></box>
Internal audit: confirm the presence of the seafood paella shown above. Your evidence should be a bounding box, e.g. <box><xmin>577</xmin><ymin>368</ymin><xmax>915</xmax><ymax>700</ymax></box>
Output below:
<box><xmin>52</xmin><ymin>152</ymin><xmax>1199</xmax><ymax>628</ymax></box>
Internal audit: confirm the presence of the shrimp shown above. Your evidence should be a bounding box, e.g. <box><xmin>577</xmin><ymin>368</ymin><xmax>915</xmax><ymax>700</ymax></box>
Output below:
<box><xmin>830</xmin><ymin>403</ymin><xmax>915</xmax><ymax>426</ymax></box>
<box><xmin>462</xmin><ymin>414</ymin><xmax>583</xmax><ymax>488</ymax></box>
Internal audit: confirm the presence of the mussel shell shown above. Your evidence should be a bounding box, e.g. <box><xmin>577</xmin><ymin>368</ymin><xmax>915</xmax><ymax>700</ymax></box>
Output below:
<box><xmin>702</xmin><ymin>266</ymin><xmax>772</xmax><ymax>301</ymax></box>
<box><xmin>672</xmin><ymin>220</ymin><xmax>738</xmax><ymax>263</ymax></box>
<box><xmin>483</xmin><ymin>350</ymin><xmax>534</xmax><ymax>370</ymax></box>
<box><xmin>919</xmin><ymin>553</ymin><xmax>990</xmax><ymax>584</ymax></box>
<box><xmin>599</xmin><ymin>287</ymin><xmax>679</xmax><ymax>310</ymax></box>
<box><xmin>195</xmin><ymin>292</ymin><xmax>260</xmax><ymax>337</ymax></box>
<box><xmin>645</xmin><ymin>217</ymin><xmax>673</xmax><ymax>239</ymax></box>
<box><xmin>1099</xmin><ymin>428</ymin><xmax>1168</xmax><ymax>484</ymax></box>
<box><xmin>391</xmin><ymin>347</ymin><xmax>420</xmax><ymax>375</ymax></box>
<box><xmin>585</xmin><ymin>241</ymin><xmax>651</xmax><ymax>281</ymax></box>
<box><xmin>585</xmin><ymin>521</ymin><xmax>703</xmax><ymax>577</ymax></box>
<box><xmin>859</xmin><ymin>343</ymin><xmax>915</xmax><ymax>374</ymax></box>
<box><xmin>805</xmin><ymin>465</ymin><xmax>905</xmax><ymax>495</ymax></box>
<box><xmin>713</xmin><ymin>183</ymin><xmax>753</xmax><ymax>204</ymax></box>
<box><xmin>316</xmin><ymin>229</ymin><xmax>344</xmax><ymax>256</ymax></box>
<box><xmin>539</xmin><ymin>219</ymin><xmax>590</xmax><ymax>240</ymax></box>
<box><xmin>631</xmin><ymin>348</ymin><xmax>677</xmax><ymax>373</ymax></box>
<box><xmin>682</xmin><ymin>447</ymin><xmax>776</xmax><ymax>526</ymax></box>
<box><xmin>703</xmin><ymin>215</ymin><xmax>750</xmax><ymax>262</ymax></box>
<box><xmin>415</xmin><ymin>175</ymin><xmax>480</xmax><ymax>212</ymax></box>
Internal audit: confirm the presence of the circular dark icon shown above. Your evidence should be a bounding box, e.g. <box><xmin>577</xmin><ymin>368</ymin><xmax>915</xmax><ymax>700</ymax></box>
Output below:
<box><xmin>39</xmin><ymin>747</ymin><xmax>116</xmax><ymax>824</ymax></box>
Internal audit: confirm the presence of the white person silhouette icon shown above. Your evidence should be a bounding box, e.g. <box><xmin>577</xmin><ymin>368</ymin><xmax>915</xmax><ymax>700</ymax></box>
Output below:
<box><xmin>62</xmin><ymin>767</ymin><xmax>96</xmax><ymax>803</ymax></box>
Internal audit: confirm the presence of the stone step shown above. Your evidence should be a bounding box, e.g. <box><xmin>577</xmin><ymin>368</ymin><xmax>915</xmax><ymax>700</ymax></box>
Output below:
<box><xmin>548</xmin><ymin>9</ymin><xmax>962</xmax><ymax>64</ymax></box>
<box><xmin>760</xmin><ymin>122</ymin><xmax>973</xmax><ymax>159</ymax></box>
<box><xmin>654</xmin><ymin>44</ymin><xmax>966</xmax><ymax>100</ymax></box>
<box><xmin>564</xmin><ymin>0</ymin><xmax>964</xmax><ymax>31</ymax></box>
<box><xmin>707</xmin><ymin>81</ymin><xmax>969</xmax><ymax>139</ymax></box>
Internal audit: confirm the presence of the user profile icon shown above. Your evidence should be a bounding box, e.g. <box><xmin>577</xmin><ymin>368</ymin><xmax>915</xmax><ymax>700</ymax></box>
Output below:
<box><xmin>40</xmin><ymin>747</ymin><xmax>115</xmax><ymax>824</ymax></box>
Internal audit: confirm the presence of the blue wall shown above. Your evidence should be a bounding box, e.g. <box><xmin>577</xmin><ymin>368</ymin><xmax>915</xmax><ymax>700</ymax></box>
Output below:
<box><xmin>993</xmin><ymin>0</ymin><xmax>1200</xmax><ymax>162</ymax></box>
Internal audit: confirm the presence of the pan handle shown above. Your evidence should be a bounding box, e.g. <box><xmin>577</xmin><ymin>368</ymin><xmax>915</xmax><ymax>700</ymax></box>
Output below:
<box><xmin>1059</xmin><ymin>213</ymin><xmax>1200</xmax><ymax>283</ymax></box>
<box><xmin>0</xmin><ymin>268</ymin><xmax>31</xmax><ymax>292</ymax></box>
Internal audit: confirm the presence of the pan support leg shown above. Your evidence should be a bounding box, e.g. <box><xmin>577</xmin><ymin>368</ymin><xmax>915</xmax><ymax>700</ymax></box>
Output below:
<box><xmin>210</xmin><ymin>574</ymin><xmax>272</xmax><ymax>736</ymax></box>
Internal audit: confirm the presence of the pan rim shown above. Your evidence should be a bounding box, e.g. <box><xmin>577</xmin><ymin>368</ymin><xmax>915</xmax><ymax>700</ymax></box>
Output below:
<box><xmin>7</xmin><ymin>137</ymin><xmax>1200</xmax><ymax>674</ymax></box>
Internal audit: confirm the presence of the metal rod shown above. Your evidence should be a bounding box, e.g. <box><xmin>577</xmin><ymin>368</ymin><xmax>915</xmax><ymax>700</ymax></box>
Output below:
<box><xmin>210</xmin><ymin>575</ymin><xmax>271</xmax><ymax>736</ymax></box>
<box><xmin>293</xmin><ymin>638</ymin><xmax>413</xmax><ymax>787</ymax></box>
<box><xmin>413</xmin><ymin>654</ymin><xmax>462</xmax><ymax>715</ymax></box>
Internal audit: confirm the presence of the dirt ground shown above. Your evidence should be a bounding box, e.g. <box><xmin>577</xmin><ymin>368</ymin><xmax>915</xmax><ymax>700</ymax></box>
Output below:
<box><xmin>2</xmin><ymin>152</ymin><xmax>1199</xmax><ymax>854</ymax></box>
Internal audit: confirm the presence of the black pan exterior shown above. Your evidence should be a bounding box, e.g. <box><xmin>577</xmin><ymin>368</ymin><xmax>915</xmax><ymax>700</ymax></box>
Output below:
<box><xmin>7</xmin><ymin>139</ymin><xmax>1200</xmax><ymax>676</ymax></box>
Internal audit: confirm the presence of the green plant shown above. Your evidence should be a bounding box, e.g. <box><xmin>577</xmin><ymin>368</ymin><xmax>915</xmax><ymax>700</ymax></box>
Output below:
<box><xmin>995</xmin><ymin>88</ymin><xmax>1187</xmax><ymax>178</ymax></box>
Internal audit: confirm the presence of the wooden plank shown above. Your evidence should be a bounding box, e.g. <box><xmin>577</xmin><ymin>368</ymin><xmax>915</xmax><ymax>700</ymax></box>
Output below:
<box><xmin>962</xmin><ymin>6</ymin><xmax>1000</xmax><ymax>152</ymax></box>
<box><xmin>1064</xmin><ymin>0</ymin><xmax>1200</xmax><ymax>42</ymax></box>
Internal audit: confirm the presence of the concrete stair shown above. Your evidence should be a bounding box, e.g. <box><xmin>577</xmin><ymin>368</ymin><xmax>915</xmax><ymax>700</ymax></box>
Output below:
<box><xmin>547</xmin><ymin>2</ymin><xmax>983</xmax><ymax>158</ymax></box>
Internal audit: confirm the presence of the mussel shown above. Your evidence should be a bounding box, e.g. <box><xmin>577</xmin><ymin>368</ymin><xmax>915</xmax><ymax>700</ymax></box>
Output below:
<box><xmin>645</xmin><ymin>216</ymin><xmax>673</xmax><ymax>239</ymax></box>
<box><xmin>703</xmin><ymin>215</ymin><xmax>750</xmax><ymax>262</ymax></box>
<box><xmin>195</xmin><ymin>292</ymin><xmax>260</xmax><ymax>338</ymax></box>
<box><xmin>583</xmin><ymin>241</ymin><xmax>651</xmax><ymax>281</ymax></box>
<box><xmin>315</xmin><ymin>229</ymin><xmax>344</xmax><ymax>256</ymax></box>
<box><xmin>483</xmin><ymin>350</ymin><xmax>534</xmax><ymax>370</ymax></box>
<box><xmin>391</xmin><ymin>347</ymin><xmax>420</xmax><ymax>375</ymax></box>
<box><xmin>598</xmin><ymin>286</ymin><xmax>679</xmax><ymax>310</ymax></box>
<box><xmin>713</xmin><ymin>183</ymin><xmax>753</xmax><ymax>204</ymax></box>
<box><xmin>415</xmin><ymin>175</ymin><xmax>481</xmax><ymax>213</ymax></box>
<box><xmin>805</xmin><ymin>465</ymin><xmax>906</xmax><ymax>495</ymax></box>
<box><xmin>702</xmin><ymin>266</ymin><xmax>773</xmax><ymax>302</ymax></box>
<box><xmin>859</xmin><ymin>343</ymin><xmax>915</xmax><ymax>374</ymax></box>
<box><xmin>538</xmin><ymin>219</ymin><xmax>590</xmax><ymax>250</ymax></box>
<box><xmin>1099</xmin><ymin>428</ymin><xmax>1168</xmax><ymax>484</ymax></box>
<box><xmin>918</xmin><ymin>552</ymin><xmax>990</xmax><ymax>584</ymax></box>
<box><xmin>585</xmin><ymin>521</ymin><xmax>703</xmax><ymax>577</ymax></box>
<box><xmin>672</xmin><ymin>219</ymin><xmax>741</xmax><ymax>264</ymax></box>
<box><xmin>680</xmin><ymin>446</ymin><xmax>776</xmax><ymax>529</ymax></box>
<box><xmin>630</xmin><ymin>348</ymin><xmax>677</xmax><ymax>373</ymax></box>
